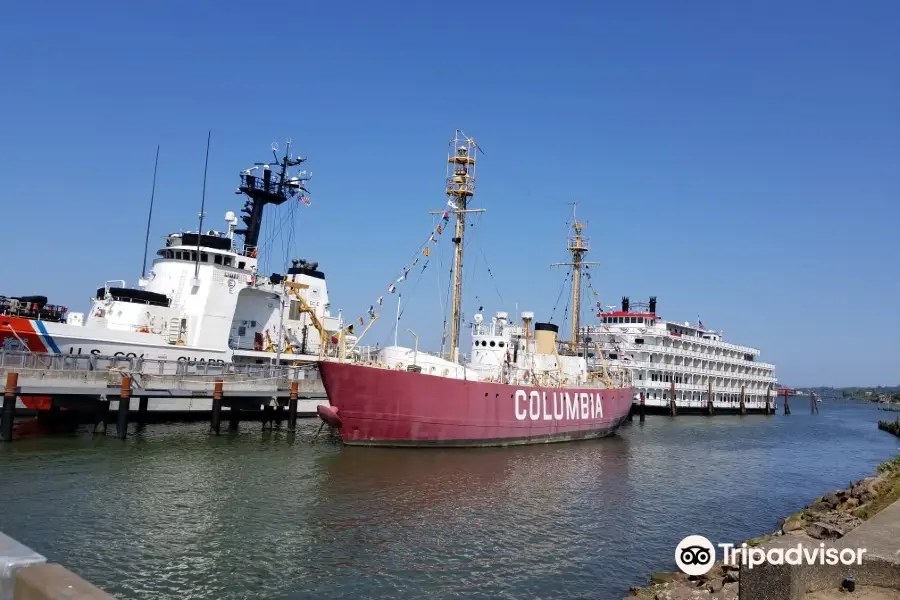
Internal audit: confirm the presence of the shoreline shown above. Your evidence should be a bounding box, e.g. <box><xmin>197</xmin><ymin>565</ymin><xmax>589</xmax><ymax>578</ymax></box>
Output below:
<box><xmin>878</xmin><ymin>418</ymin><xmax>900</xmax><ymax>437</ymax></box>
<box><xmin>623</xmin><ymin>451</ymin><xmax>900</xmax><ymax>600</ymax></box>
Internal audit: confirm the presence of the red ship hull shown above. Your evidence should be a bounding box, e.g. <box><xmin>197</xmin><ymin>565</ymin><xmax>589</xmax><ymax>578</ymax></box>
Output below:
<box><xmin>318</xmin><ymin>360</ymin><xmax>634</xmax><ymax>447</ymax></box>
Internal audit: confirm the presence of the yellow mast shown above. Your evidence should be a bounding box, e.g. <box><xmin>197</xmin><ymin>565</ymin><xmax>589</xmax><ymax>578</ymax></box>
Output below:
<box><xmin>552</xmin><ymin>201</ymin><xmax>600</xmax><ymax>348</ymax></box>
<box><xmin>441</xmin><ymin>130</ymin><xmax>483</xmax><ymax>362</ymax></box>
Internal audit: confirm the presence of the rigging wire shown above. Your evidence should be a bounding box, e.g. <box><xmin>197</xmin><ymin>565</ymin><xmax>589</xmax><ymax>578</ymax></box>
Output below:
<box><xmin>549</xmin><ymin>271</ymin><xmax>571</xmax><ymax>322</ymax></box>
<box><xmin>561</xmin><ymin>275</ymin><xmax>572</xmax><ymax>334</ymax></box>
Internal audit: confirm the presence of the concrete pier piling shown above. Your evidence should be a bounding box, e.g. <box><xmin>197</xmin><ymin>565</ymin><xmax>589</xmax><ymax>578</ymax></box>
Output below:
<box><xmin>274</xmin><ymin>403</ymin><xmax>284</xmax><ymax>428</ymax></box>
<box><xmin>137</xmin><ymin>397</ymin><xmax>148</xmax><ymax>426</ymax></box>
<box><xmin>115</xmin><ymin>376</ymin><xmax>131</xmax><ymax>440</ymax></box>
<box><xmin>1</xmin><ymin>372</ymin><xmax>18</xmax><ymax>442</ymax></box>
<box><xmin>93</xmin><ymin>395</ymin><xmax>108</xmax><ymax>435</ymax></box>
<box><xmin>287</xmin><ymin>381</ymin><xmax>299</xmax><ymax>432</ymax></box>
<box><xmin>228</xmin><ymin>404</ymin><xmax>240</xmax><ymax>431</ymax></box>
<box><xmin>210</xmin><ymin>379</ymin><xmax>223</xmax><ymax>435</ymax></box>
<box><xmin>262</xmin><ymin>403</ymin><xmax>274</xmax><ymax>430</ymax></box>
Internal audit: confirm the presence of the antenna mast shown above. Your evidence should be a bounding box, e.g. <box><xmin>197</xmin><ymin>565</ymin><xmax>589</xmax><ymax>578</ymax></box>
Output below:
<box><xmin>444</xmin><ymin>130</ymin><xmax>483</xmax><ymax>362</ymax></box>
<box><xmin>194</xmin><ymin>131</ymin><xmax>211</xmax><ymax>282</ymax></box>
<box><xmin>236</xmin><ymin>140</ymin><xmax>310</xmax><ymax>252</ymax></box>
<box><xmin>551</xmin><ymin>201</ymin><xmax>599</xmax><ymax>347</ymax></box>
<box><xmin>141</xmin><ymin>145</ymin><xmax>160</xmax><ymax>280</ymax></box>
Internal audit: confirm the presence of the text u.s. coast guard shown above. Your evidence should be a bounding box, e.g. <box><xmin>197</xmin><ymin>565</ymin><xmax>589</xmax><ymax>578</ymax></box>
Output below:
<box><xmin>514</xmin><ymin>390</ymin><xmax>603</xmax><ymax>421</ymax></box>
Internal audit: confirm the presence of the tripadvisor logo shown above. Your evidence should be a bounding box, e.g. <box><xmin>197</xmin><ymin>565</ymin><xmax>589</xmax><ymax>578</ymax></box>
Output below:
<box><xmin>675</xmin><ymin>535</ymin><xmax>716</xmax><ymax>576</ymax></box>
<box><xmin>675</xmin><ymin>535</ymin><xmax>867</xmax><ymax>574</ymax></box>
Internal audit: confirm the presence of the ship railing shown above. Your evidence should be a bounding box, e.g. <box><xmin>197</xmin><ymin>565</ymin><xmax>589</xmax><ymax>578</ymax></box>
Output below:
<box><xmin>0</xmin><ymin>349</ymin><xmax>317</xmax><ymax>386</ymax></box>
<box><xmin>594</xmin><ymin>343</ymin><xmax>771</xmax><ymax>368</ymax></box>
<box><xmin>598</xmin><ymin>361</ymin><xmax>776</xmax><ymax>383</ymax></box>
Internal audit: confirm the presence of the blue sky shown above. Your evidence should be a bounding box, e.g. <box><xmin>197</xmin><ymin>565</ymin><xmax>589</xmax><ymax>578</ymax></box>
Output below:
<box><xmin>1</xmin><ymin>0</ymin><xmax>897</xmax><ymax>386</ymax></box>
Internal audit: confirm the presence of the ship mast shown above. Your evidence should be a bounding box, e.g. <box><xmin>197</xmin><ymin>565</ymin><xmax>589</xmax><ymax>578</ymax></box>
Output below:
<box><xmin>442</xmin><ymin>130</ymin><xmax>483</xmax><ymax>362</ymax></box>
<box><xmin>552</xmin><ymin>202</ymin><xmax>599</xmax><ymax>348</ymax></box>
<box><xmin>236</xmin><ymin>141</ymin><xmax>310</xmax><ymax>252</ymax></box>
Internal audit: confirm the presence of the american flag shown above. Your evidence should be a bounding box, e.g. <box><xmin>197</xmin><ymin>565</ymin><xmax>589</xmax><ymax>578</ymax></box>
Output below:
<box><xmin>299</xmin><ymin>195</ymin><xmax>310</xmax><ymax>206</ymax></box>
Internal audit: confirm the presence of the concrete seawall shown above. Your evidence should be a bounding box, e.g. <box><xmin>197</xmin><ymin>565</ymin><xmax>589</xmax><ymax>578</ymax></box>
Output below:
<box><xmin>1</xmin><ymin>532</ymin><xmax>116</xmax><ymax>600</ymax></box>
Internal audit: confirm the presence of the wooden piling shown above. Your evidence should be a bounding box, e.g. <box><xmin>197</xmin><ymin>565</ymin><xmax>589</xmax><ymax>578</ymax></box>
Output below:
<box><xmin>707</xmin><ymin>380</ymin><xmax>714</xmax><ymax>416</ymax></box>
<box><xmin>638</xmin><ymin>392</ymin><xmax>646</xmax><ymax>422</ymax></box>
<box><xmin>116</xmin><ymin>376</ymin><xmax>131</xmax><ymax>439</ymax></box>
<box><xmin>765</xmin><ymin>389</ymin><xmax>772</xmax><ymax>415</ymax></box>
<box><xmin>783</xmin><ymin>388</ymin><xmax>791</xmax><ymax>415</ymax></box>
<box><xmin>1</xmin><ymin>372</ymin><xmax>19</xmax><ymax>442</ymax></box>
<box><xmin>669</xmin><ymin>380</ymin><xmax>677</xmax><ymax>416</ymax></box>
<box><xmin>287</xmin><ymin>381</ymin><xmax>299</xmax><ymax>432</ymax></box>
<box><xmin>210</xmin><ymin>379</ymin><xmax>223</xmax><ymax>435</ymax></box>
<box><xmin>739</xmin><ymin>385</ymin><xmax>746</xmax><ymax>415</ymax></box>
<box><xmin>811</xmin><ymin>392</ymin><xmax>819</xmax><ymax>414</ymax></box>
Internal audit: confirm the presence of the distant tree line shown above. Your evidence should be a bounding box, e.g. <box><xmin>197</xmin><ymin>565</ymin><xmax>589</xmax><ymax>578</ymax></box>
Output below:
<box><xmin>838</xmin><ymin>387</ymin><xmax>900</xmax><ymax>402</ymax></box>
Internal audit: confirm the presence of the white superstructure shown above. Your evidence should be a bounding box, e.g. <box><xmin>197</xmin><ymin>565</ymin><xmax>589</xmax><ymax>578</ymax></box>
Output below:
<box><xmin>1</xmin><ymin>141</ymin><xmax>352</xmax><ymax>414</ymax></box>
<box><xmin>584</xmin><ymin>297</ymin><xmax>777</xmax><ymax>412</ymax></box>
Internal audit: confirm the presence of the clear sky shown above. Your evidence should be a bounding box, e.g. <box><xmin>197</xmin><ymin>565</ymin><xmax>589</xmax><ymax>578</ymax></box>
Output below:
<box><xmin>1</xmin><ymin>0</ymin><xmax>897</xmax><ymax>387</ymax></box>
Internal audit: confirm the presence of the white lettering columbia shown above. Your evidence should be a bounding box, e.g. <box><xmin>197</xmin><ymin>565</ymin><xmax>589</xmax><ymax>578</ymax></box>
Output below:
<box><xmin>514</xmin><ymin>390</ymin><xmax>603</xmax><ymax>421</ymax></box>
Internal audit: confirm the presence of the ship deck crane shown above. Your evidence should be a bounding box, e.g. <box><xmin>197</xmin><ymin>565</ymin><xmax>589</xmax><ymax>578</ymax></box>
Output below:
<box><xmin>283</xmin><ymin>281</ymin><xmax>329</xmax><ymax>351</ymax></box>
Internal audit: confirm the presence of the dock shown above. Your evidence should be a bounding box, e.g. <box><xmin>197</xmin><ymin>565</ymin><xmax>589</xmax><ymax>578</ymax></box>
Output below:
<box><xmin>0</xmin><ymin>349</ymin><xmax>327</xmax><ymax>441</ymax></box>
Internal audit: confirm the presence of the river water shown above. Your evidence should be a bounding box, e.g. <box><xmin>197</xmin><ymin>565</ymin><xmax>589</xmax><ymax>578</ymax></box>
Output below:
<box><xmin>1</xmin><ymin>398</ymin><xmax>897</xmax><ymax>600</ymax></box>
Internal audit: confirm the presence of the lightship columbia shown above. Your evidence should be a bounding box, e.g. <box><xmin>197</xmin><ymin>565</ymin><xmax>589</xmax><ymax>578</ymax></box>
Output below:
<box><xmin>316</xmin><ymin>131</ymin><xmax>634</xmax><ymax>447</ymax></box>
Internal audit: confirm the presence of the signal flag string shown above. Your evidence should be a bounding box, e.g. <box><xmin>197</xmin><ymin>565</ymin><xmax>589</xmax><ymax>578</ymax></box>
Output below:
<box><xmin>329</xmin><ymin>200</ymin><xmax>454</xmax><ymax>343</ymax></box>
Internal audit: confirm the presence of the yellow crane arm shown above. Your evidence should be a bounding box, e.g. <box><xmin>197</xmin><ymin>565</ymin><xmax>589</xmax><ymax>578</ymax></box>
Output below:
<box><xmin>283</xmin><ymin>282</ymin><xmax>330</xmax><ymax>347</ymax></box>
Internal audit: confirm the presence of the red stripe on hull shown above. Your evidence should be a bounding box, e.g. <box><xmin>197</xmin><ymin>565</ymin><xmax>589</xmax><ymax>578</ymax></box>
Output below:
<box><xmin>0</xmin><ymin>316</ymin><xmax>48</xmax><ymax>353</ymax></box>
<box><xmin>318</xmin><ymin>360</ymin><xmax>634</xmax><ymax>448</ymax></box>
<box><xmin>21</xmin><ymin>396</ymin><xmax>53</xmax><ymax>410</ymax></box>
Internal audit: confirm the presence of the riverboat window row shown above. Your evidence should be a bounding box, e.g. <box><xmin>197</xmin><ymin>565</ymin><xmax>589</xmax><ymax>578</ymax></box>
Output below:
<box><xmin>602</xmin><ymin>317</ymin><xmax>655</xmax><ymax>325</ymax></box>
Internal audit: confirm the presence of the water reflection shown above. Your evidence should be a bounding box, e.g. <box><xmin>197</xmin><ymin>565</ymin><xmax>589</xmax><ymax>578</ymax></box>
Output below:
<box><xmin>0</xmin><ymin>402</ymin><xmax>897</xmax><ymax>600</ymax></box>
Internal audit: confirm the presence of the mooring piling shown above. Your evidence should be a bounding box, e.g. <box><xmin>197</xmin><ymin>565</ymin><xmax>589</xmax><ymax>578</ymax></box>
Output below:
<box><xmin>210</xmin><ymin>379</ymin><xmax>223</xmax><ymax>435</ymax></box>
<box><xmin>1</xmin><ymin>372</ymin><xmax>18</xmax><ymax>442</ymax></box>
<box><xmin>116</xmin><ymin>376</ymin><xmax>132</xmax><ymax>439</ymax></box>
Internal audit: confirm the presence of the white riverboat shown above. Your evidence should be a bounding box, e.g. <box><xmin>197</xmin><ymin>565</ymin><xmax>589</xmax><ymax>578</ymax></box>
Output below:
<box><xmin>582</xmin><ymin>297</ymin><xmax>778</xmax><ymax>414</ymax></box>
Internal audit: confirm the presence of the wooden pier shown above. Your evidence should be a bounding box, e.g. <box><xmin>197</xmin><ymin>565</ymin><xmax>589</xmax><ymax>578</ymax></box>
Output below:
<box><xmin>0</xmin><ymin>349</ymin><xmax>326</xmax><ymax>441</ymax></box>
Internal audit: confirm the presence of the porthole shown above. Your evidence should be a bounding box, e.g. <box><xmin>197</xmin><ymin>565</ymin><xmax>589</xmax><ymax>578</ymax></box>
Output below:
<box><xmin>489</xmin><ymin>341</ymin><xmax>496</xmax><ymax>347</ymax></box>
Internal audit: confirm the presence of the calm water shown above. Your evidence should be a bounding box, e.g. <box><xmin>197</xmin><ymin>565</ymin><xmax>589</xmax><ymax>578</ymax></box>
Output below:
<box><xmin>1</xmin><ymin>399</ymin><xmax>897</xmax><ymax>600</ymax></box>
